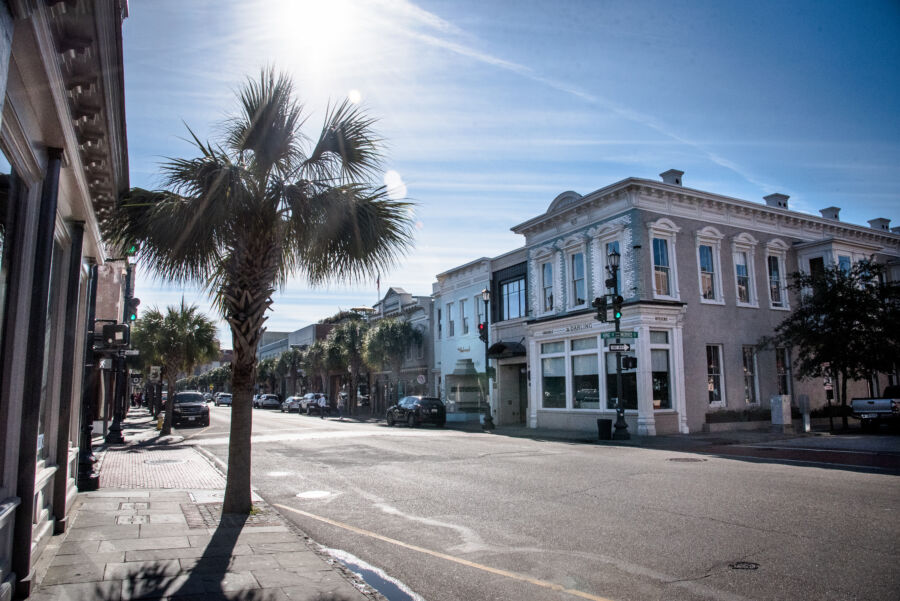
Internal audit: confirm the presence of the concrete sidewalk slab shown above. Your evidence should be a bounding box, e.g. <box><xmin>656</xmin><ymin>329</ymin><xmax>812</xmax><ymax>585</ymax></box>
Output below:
<box><xmin>31</xmin><ymin>408</ymin><xmax>384</xmax><ymax>601</ymax></box>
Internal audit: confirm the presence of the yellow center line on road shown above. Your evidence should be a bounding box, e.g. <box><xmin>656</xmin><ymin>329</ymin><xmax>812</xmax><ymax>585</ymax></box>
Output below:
<box><xmin>273</xmin><ymin>503</ymin><xmax>615</xmax><ymax>601</ymax></box>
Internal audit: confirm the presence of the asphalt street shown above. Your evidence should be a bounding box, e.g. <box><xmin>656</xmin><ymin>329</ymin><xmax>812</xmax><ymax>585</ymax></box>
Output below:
<box><xmin>183</xmin><ymin>405</ymin><xmax>900</xmax><ymax>601</ymax></box>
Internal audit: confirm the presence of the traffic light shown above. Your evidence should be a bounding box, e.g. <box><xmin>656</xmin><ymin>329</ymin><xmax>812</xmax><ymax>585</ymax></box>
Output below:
<box><xmin>478</xmin><ymin>322</ymin><xmax>488</xmax><ymax>343</ymax></box>
<box><xmin>612</xmin><ymin>295</ymin><xmax>624</xmax><ymax>321</ymax></box>
<box><xmin>102</xmin><ymin>323</ymin><xmax>130</xmax><ymax>348</ymax></box>
<box><xmin>622</xmin><ymin>356</ymin><xmax>638</xmax><ymax>369</ymax></box>
<box><xmin>591</xmin><ymin>296</ymin><xmax>608</xmax><ymax>322</ymax></box>
<box><xmin>125</xmin><ymin>297</ymin><xmax>140</xmax><ymax>322</ymax></box>
<box><xmin>125</xmin><ymin>242</ymin><xmax>139</xmax><ymax>256</ymax></box>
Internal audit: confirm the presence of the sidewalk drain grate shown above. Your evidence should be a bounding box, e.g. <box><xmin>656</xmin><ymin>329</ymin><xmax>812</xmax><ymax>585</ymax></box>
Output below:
<box><xmin>667</xmin><ymin>457</ymin><xmax>707</xmax><ymax>462</ymax></box>
<box><xmin>729</xmin><ymin>562</ymin><xmax>759</xmax><ymax>570</ymax></box>
<box><xmin>144</xmin><ymin>458</ymin><xmax>186</xmax><ymax>465</ymax></box>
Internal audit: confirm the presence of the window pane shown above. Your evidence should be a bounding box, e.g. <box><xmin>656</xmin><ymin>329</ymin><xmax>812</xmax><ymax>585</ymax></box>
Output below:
<box><xmin>501</xmin><ymin>278</ymin><xmax>525</xmax><ymax>320</ymax></box>
<box><xmin>541</xmin><ymin>341</ymin><xmax>564</xmax><ymax>354</ymax></box>
<box><xmin>653</xmin><ymin>238</ymin><xmax>670</xmax><ymax>296</ymax></box>
<box><xmin>699</xmin><ymin>245</ymin><xmax>715</xmax><ymax>300</ymax></box>
<box><xmin>542</xmin><ymin>263</ymin><xmax>553</xmax><ymax>311</ymax></box>
<box><xmin>572</xmin><ymin>253</ymin><xmax>585</xmax><ymax>305</ymax></box>
<box><xmin>572</xmin><ymin>354</ymin><xmax>599</xmax><ymax>409</ymax></box>
<box><xmin>651</xmin><ymin>349</ymin><xmax>670</xmax><ymax>409</ymax></box>
<box><xmin>768</xmin><ymin>255</ymin><xmax>782</xmax><ymax>305</ymax></box>
<box><xmin>776</xmin><ymin>347</ymin><xmax>791</xmax><ymax>395</ymax></box>
<box><xmin>541</xmin><ymin>357</ymin><xmax>565</xmax><ymax>408</ymax></box>
<box><xmin>706</xmin><ymin>345</ymin><xmax>722</xmax><ymax>404</ymax></box>
<box><xmin>447</xmin><ymin>302</ymin><xmax>455</xmax><ymax>336</ymax></box>
<box><xmin>735</xmin><ymin>252</ymin><xmax>749</xmax><ymax>303</ymax></box>
<box><xmin>742</xmin><ymin>346</ymin><xmax>757</xmax><ymax>403</ymax></box>
<box><xmin>571</xmin><ymin>337</ymin><xmax>597</xmax><ymax>351</ymax></box>
<box><xmin>838</xmin><ymin>255</ymin><xmax>851</xmax><ymax>273</ymax></box>
<box><xmin>650</xmin><ymin>331</ymin><xmax>668</xmax><ymax>344</ymax></box>
<box><xmin>605</xmin><ymin>353</ymin><xmax>637</xmax><ymax>410</ymax></box>
<box><xmin>460</xmin><ymin>299</ymin><xmax>469</xmax><ymax>334</ymax></box>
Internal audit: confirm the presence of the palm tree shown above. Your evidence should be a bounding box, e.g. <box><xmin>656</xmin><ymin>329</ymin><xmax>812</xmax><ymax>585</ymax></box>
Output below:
<box><xmin>302</xmin><ymin>340</ymin><xmax>329</xmax><ymax>393</ymax></box>
<box><xmin>256</xmin><ymin>357</ymin><xmax>278</xmax><ymax>394</ymax></box>
<box><xmin>363</xmin><ymin>318</ymin><xmax>423</xmax><ymax>413</ymax></box>
<box><xmin>131</xmin><ymin>302</ymin><xmax>219</xmax><ymax>435</ymax></box>
<box><xmin>276</xmin><ymin>346</ymin><xmax>303</xmax><ymax>396</ymax></box>
<box><xmin>105</xmin><ymin>69</ymin><xmax>414</xmax><ymax>513</ymax></box>
<box><xmin>328</xmin><ymin>319</ymin><xmax>369</xmax><ymax>415</ymax></box>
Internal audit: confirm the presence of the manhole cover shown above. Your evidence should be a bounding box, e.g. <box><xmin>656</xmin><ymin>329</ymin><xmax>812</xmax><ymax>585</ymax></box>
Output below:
<box><xmin>667</xmin><ymin>457</ymin><xmax>707</xmax><ymax>463</ymax></box>
<box><xmin>729</xmin><ymin>562</ymin><xmax>759</xmax><ymax>570</ymax></box>
<box><xmin>144</xmin><ymin>458</ymin><xmax>186</xmax><ymax>465</ymax></box>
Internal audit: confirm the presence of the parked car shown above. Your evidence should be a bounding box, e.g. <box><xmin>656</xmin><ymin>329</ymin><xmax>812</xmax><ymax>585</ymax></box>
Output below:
<box><xmin>386</xmin><ymin>396</ymin><xmax>446</xmax><ymax>428</ymax></box>
<box><xmin>300</xmin><ymin>392</ymin><xmax>328</xmax><ymax>415</ymax></box>
<box><xmin>173</xmin><ymin>391</ymin><xmax>210</xmax><ymax>427</ymax></box>
<box><xmin>216</xmin><ymin>393</ymin><xmax>232</xmax><ymax>407</ymax></box>
<box><xmin>851</xmin><ymin>386</ymin><xmax>900</xmax><ymax>430</ymax></box>
<box><xmin>203</xmin><ymin>392</ymin><xmax>213</xmax><ymax>403</ymax></box>
<box><xmin>257</xmin><ymin>394</ymin><xmax>281</xmax><ymax>409</ymax></box>
<box><xmin>282</xmin><ymin>396</ymin><xmax>303</xmax><ymax>412</ymax></box>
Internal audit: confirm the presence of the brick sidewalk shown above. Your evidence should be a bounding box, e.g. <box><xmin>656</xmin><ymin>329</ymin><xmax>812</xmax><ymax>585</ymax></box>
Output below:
<box><xmin>101</xmin><ymin>445</ymin><xmax>226</xmax><ymax>489</ymax></box>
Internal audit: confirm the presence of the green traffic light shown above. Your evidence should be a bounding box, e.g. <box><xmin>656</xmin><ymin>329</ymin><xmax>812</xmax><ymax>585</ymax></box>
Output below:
<box><xmin>614</xmin><ymin>310</ymin><xmax>622</xmax><ymax>320</ymax></box>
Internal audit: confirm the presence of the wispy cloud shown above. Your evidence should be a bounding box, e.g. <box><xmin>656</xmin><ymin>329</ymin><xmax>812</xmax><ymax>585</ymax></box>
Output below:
<box><xmin>384</xmin><ymin>0</ymin><xmax>780</xmax><ymax>194</ymax></box>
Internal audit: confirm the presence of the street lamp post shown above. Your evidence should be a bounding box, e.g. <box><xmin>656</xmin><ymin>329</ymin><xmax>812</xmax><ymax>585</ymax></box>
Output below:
<box><xmin>607</xmin><ymin>249</ymin><xmax>630</xmax><ymax>440</ymax></box>
<box><xmin>480</xmin><ymin>288</ymin><xmax>495</xmax><ymax>431</ymax></box>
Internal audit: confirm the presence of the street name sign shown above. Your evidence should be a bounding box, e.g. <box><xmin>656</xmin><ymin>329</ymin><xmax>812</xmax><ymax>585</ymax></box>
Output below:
<box><xmin>601</xmin><ymin>331</ymin><xmax>638</xmax><ymax>339</ymax></box>
<box><xmin>608</xmin><ymin>343</ymin><xmax>631</xmax><ymax>352</ymax></box>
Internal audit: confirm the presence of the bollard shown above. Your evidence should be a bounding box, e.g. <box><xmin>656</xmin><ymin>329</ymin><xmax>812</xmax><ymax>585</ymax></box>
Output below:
<box><xmin>157</xmin><ymin>415</ymin><xmax>163</xmax><ymax>430</ymax></box>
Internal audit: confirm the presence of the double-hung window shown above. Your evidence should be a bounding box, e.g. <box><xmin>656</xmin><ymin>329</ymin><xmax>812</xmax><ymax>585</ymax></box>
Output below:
<box><xmin>699</xmin><ymin>246</ymin><xmax>716</xmax><ymax>300</ymax></box>
<box><xmin>571</xmin><ymin>252</ymin><xmax>586</xmax><ymax>307</ymax></box>
<box><xmin>437</xmin><ymin>308</ymin><xmax>442</xmax><ymax>339</ymax></box>
<box><xmin>649</xmin><ymin>218</ymin><xmax>680</xmax><ymax>300</ymax></box>
<box><xmin>447</xmin><ymin>302</ymin><xmax>455</xmax><ymax>337</ymax></box>
<box><xmin>541</xmin><ymin>262</ymin><xmax>554</xmax><ymax>312</ymax></box>
<box><xmin>653</xmin><ymin>238</ymin><xmax>671</xmax><ymax>296</ymax></box>
<box><xmin>706</xmin><ymin>345</ymin><xmax>724</xmax><ymax>406</ymax></box>
<box><xmin>460</xmin><ymin>299</ymin><xmax>469</xmax><ymax>335</ymax></box>
<box><xmin>765</xmin><ymin>239</ymin><xmax>789</xmax><ymax>310</ymax></box>
<box><xmin>732</xmin><ymin>233</ymin><xmax>758</xmax><ymax>306</ymax></box>
<box><xmin>742</xmin><ymin>346</ymin><xmax>758</xmax><ymax>404</ymax></box>
<box><xmin>696</xmin><ymin>227</ymin><xmax>724</xmax><ymax>304</ymax></box>
<box><xmin>776</xmin><ymin>347</ymin><xmax>791</xmax><ymax>396</ymax></box>
<box><xmin>605</xmin><ymin>240</ymin><xmax>621</xmax><ymax>292</ymax></box>
<box><xmin>734</xmin><ymin>252</ymin><xmax>750</xmax><ymax>303</ymax></box>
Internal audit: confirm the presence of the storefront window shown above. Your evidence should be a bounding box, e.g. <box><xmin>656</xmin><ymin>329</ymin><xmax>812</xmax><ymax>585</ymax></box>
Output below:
<box><xmin>541</xmin><ymin>357</ymin><xmax>565</xmax><ymax>408</ymax></box>
<box><xmin>606</xmin><ymin>352</ymin><xmax>637</xmax><ymax>410</ymax></box>
<box><xmin>651</xmin><ymin>349</ymin><xmax>670</xmax><ymax>409</ymax></box>
<box><xmin>572</xmin><ymin>355</ymin><xmax>599</xmax><ymax>409</ymax></box>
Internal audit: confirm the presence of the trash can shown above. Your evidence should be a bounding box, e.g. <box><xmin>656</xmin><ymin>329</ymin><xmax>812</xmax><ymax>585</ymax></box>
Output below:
<box><xmin>597</xmin><ymin>418</ymin><xmax>612</xmax><ymax>440</ymax></box>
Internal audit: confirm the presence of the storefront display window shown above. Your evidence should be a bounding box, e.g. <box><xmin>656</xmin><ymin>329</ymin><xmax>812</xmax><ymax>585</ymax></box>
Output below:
<box><xmin>572</xmin><ymin>354</ymin><xmax>599</xmax><ymax>408</ymax></box>
<box><xmin>605</xmin><ymin>353</ymin><xmax>637</xmax><ymax>410</ymax></box>
<box><xmin>541</xmin><ymin>357</ymin><xmax>565</xmax><ymax>408</ymax></box>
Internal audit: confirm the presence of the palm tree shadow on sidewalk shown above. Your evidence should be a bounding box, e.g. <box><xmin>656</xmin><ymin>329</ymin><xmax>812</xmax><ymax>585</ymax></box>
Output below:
<box><xmin>88</xmin><ymin>512</ymin><xmax>356</xmax><ymax>600</ymax></box>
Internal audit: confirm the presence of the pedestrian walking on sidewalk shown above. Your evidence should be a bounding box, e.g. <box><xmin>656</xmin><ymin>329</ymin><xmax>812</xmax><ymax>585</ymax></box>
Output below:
<box><xmin>337</xmin><ymin>395</ymin><xmax>344</xmax><ymax>421</ymax></box>
<box><xmin>318</xmin><ymin>394</ymin><xmax>327</xmax><ymax>419</ymax></box>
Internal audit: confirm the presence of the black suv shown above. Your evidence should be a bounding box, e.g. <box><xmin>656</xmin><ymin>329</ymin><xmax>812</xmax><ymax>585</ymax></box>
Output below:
<box><xmin>386</xmin><ymin>396</ymin><xmax>446</xmax><ymax>428</ymax></box>
<box><xmin>173</xmin><ymin>391</ymin><xmax>210</xmax><ymax>427</ymax></box>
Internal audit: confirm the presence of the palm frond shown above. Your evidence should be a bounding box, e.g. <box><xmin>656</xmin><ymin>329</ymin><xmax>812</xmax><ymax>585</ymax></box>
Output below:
<box><xmin>280</xmin><ymin>183</ymin><xmax>416</xmax><ymax>286</ymax></box>
<box><xmin>304</xmin><ymin>99</ymin><xmax>382</xmax><ymax>182</ymax></box>
<box><xmin>225</xmin><ymin>68</ymin><xmax>306</xmax><ymax>178</ymax></box>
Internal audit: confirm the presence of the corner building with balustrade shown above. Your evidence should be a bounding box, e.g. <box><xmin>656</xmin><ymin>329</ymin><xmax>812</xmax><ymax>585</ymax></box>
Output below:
<box><xmin>470</xmin><ymin>169</ymin><xmax>900</xmax><ymax>435</ymax></box>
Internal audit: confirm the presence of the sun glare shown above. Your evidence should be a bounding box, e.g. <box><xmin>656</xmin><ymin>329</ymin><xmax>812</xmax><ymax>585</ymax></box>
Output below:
<box><xmin>348</xmin><ymin>89</ymin><xmax>362</xmax><ymax>104</ymax></box>
<box><xmin>268</xmin><ymin>0</ymin><xmax>362</xmax><ymax>78</ymax></box>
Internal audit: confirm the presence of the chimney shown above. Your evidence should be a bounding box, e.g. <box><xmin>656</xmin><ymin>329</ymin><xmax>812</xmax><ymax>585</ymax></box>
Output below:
<box><xmin>764</xmin><ymin>193</ymin><xmax>789</xmax><ymax>209</ymax></box>
<box><xmin>820</xmin><ymin>207</ymin><xmax>840</xmax><ymax>221</ymax></box>
<box><xmin>868</xmin><ymin>218</ymin><xmax>891</xmax><ymax>231</ymax></box>
<box><xmin>659</xmin><ymin>169</ymin><xmax>683</xmax><ymax>186</ymax></box>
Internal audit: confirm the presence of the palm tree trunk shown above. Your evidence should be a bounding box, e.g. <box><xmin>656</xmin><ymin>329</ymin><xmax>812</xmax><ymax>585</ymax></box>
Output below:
<box><xmin>161</xmin><ymin>370</ymin><xmax>177</xmax><ymax>436</ymax></box>
<box><xmin>223</xmin><ymin>350</ymin><xmax>254</xmax><ymax>514</ymax></box>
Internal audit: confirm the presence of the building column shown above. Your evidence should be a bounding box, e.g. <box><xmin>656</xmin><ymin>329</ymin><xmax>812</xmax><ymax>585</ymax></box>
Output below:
<box><xmin>12</xmin><ymin>147</ymin><xmax>62</xmax><ymax>598</ymax></box>
<box><xmin>672</xmin><ymin>325</ymin><xmax>689</xmax><ymax>433</ymax></box>
<box><xmin>52</xmin><ymin>222</ymin><xmax>85</xmax><ymax>532</ymax></box>
<box><xmin>528</xmin><ymin>338</ymin><xmax>538</xmax><ymax>428</ymax></box>
<box><xmin>635</xmin><ymin>324</ymin><xmax>656</xmax><ymax>436</ymax></box>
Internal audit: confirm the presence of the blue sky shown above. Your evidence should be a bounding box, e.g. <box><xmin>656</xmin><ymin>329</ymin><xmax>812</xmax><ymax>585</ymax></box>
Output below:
<box><xmin>123</xmin><ymin>0</ymin><xmax>900</xmax><ymax>347</ymax></box>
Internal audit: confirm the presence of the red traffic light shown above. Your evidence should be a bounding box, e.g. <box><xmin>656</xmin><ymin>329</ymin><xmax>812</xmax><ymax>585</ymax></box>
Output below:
<box><xmin>478</xmin><ymin>322</ymin><xmax>488</xmax><ymax>343</ymax></box>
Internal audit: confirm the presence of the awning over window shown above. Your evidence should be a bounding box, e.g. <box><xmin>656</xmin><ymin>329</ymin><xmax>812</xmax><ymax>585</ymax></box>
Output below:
<box><xmin>486</xmin><ymin>341</ymin><xmax>526</xmax><ymax>359</ymax></box>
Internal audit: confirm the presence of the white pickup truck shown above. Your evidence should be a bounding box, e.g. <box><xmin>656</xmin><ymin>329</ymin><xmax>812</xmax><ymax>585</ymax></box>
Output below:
<box><xmin>851</xmin><ymin>386</ymin><xmax>900</xmax><ymax>430</ymax></box>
